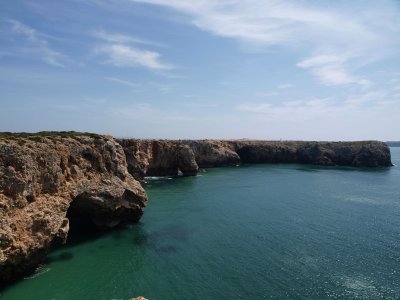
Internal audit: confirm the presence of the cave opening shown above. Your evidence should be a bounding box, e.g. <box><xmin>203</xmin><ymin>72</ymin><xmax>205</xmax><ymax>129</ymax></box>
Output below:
<box><xmin>65</xmin><ymin>196</ymin><xmax>104</xmax><ymax>245</ymax></box>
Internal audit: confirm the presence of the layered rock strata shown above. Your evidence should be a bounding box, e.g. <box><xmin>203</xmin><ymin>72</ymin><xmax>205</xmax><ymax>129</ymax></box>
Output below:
<box><xmin>118</xmin><ymin>140</ymin><xmax>392</xmax><ymax>179</ymax></box>
<box><xmin>0</xmin><ymin>134</ymin><xmax>147</xmax><ymax>283</ymax></box>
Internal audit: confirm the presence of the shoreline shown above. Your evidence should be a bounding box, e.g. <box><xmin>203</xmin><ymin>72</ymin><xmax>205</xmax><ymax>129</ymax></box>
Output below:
<box><xmin>0</xmin><ymin>132</ymin><xmax>393</xmax><ymax>283</ymax></box>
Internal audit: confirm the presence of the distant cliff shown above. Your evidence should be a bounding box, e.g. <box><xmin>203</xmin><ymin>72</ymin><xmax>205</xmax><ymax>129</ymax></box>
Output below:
<box><xmin>386</xmin><ymin>141</ymin><xmax>400</xmax><ymax>147</ymax></box>
<box><xmin>0</xmin><ymin>133</ymin><xmax>147</xmax><ymax>283</ymax></box>
<box><xmin>118</xmin><ymin>139</ymin><xmax>392</xmax><ymax>179</ymax></box>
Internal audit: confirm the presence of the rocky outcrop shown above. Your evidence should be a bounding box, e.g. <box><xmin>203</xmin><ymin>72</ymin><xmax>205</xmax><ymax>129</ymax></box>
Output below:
<box><xmin>232</xmin><ymin>141</ymin><xmax>392</xmax><ymax>167</ymax></box>
<box><xmin>119</xmin><ymin>139</ymin><xmax>392</xmax><ymax>179</ymax></box>
<box><xmin>116</xmin><ymin>139</ymin><xmax>198</xmax><ymax>179</ymax></box>
<box><xmin>0</xmin><ymin>134</ymin><xmax>147</xmax><ymax>283</ymax></box>
<box><xmin>177</xmin><ymin>144</ymin><xmax>198</xmax><ymax>176</ymax></box>
<box><xmin>183</xmin><ymin>140</ymin><xmax>240</xmax><ymax>168</ymax></box>
<box><xmin>117</xmin><ymin>139</ymin><xmax>241</xmax><ymax>179</ymax></box>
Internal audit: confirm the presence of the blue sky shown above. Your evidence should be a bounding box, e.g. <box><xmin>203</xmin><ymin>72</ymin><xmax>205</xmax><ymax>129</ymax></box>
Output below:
<box><xmin>1</xmin><ymin>0</ymin><xmax>399</xmax><ymax>140</ymax></box>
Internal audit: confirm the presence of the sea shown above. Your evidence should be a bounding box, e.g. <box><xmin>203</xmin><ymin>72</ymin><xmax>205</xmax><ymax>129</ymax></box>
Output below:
<box><xmin>1</xmin><ymin>148</ymin><xmax>399</xmax><ymax>300</ymax></box>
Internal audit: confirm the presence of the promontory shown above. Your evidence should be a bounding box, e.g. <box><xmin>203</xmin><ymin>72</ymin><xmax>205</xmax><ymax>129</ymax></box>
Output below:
<box><xmin>0</xmin><ymin>132</ymin><xmax>392</xmax><ymax>283</ymax></box>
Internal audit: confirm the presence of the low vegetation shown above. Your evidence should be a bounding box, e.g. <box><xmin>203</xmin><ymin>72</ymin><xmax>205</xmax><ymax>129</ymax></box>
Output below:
<box><xmin>0</xmin><ymin>131</ymin><xmax>101</xmax><ymax>140</ymax></box>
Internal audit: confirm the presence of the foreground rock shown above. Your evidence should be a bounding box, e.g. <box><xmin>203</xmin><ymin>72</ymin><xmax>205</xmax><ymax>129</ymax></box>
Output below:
<box><xmin>0</xmin><ymin>133</ymin><xmax>147</xmax><ymax>283</ymax></box>
<box><xmin>119</xmin><ymin>139</ymin><xmax>392</xmax><ymax>179</ymax></box>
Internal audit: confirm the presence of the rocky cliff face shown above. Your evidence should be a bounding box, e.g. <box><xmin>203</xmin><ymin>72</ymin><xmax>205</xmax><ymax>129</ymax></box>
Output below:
<box><xmin>116</xmin><ymin>139</ymin><xmax>198</xmax><ymax>179</ymax></box>
<box><xmin>0</xmin><ymin>134</ymin><xmax>392</xmax><ymax>283</ymax></box>
<box><xmin>119</xmin><ymin>139</ymin><xmax>392</xmax><ymax>178</ymax></box>
<box><xmin>231</xmin><ymin>141</ymin><xmax>392</xmax><ymax>167</ymax></box>
<box><xmin>0</xmin><ymin>134</ymin><xmax>147</xmax><ymax>283</ymax></box>
<box><xmin>183</xmin><ymin>140</ymin><xmax>240</xmax><ymax>168</ymax></box>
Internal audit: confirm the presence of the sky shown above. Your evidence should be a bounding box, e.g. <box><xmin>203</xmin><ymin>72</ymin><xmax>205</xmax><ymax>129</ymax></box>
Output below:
<box><xmin>0</xmin><ymin>0</ymin><xmax>400</xmax><ymax>140</ymax></box>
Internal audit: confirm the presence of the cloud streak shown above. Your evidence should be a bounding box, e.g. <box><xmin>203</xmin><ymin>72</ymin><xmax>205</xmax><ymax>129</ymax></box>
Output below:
<box><xmin>93</xmin><ymin>29</ymin><xmax>166</xmax><ymax>47</ymax></box>
<box><xmin>97</xmin><ymin>44</ymin><xmax>172</xmax><ymax>69</ymax></box>
<box><xmin>237</xmin><ymin>88</ymin><xmax>400</xmax><ymax>122</ymax></box>
<box><xmin>297</xmin><ymin>55</ymin><xmax>371</xmax><ymax>86</ymax></box>
<box><xmin>104</xmin><ymin>76</ymin><xmax>140</xmax><ymax>87</ymax></box>
<box><xmin>93</xmin><ymin>30</ymin><xmax>173</xmax><ymax>70</ymax></box>
<box><xmin>112</xmin><ymin>103</ymin><xmax>194</xmax><ymax>122</ymax></box>
<box><xmin>7</xmin><ymin>19</ymin><xmax>66</xmax><ymax>67</ymax></box>
<box><xmin>133</xmin><ymin>0</ymin><xmax>400</xmax><ymax>85</ymax></box>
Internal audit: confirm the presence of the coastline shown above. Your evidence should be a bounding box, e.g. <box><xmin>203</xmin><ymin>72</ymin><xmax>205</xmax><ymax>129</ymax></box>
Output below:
<box><xmin>0</xmin><ymin>132</ymin><xmax>393</xmax><ymax>284</ymax></box>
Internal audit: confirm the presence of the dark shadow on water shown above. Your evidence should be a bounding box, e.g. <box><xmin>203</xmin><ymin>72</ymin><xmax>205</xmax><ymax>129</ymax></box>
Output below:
<box><xmin>155</xmin><ymin>245</ymin><xmax>178</xmax><ymax>254</ymax></box>
<box><xmin>46</xmin><ymin>251</ymin><xmax>74</xmax><ymax>263</ymax></box>
<box><xmin>0</xmin><ymin>221</ymin><xmax>142</xmax><ymax>293</ymax></box>
<box><xmin>64</xmin><ymin>221</ymin><xmax>138</xmax><ymax>250</ymax></box>
<box><xmin>146</xmin><ymin>224</ymin><xmax>193</xmax><ymax>243</ymax></box>
<box><xmin>295</xmin><ymin>164</ymin><xmax>392</xmax><ymax>173</ymax></box>
<box><xmin>131</xmin><ymin>224</ymin><xmax>148</xmax><ymax>246</ymax></box>
<box><xmin>235</xmin><ymin>163</ymin><xmax>391</xmax><ymax>174</ymax></box>
<box><xmin>131</xmin><ymin>223</ymin><xmax>193</xmax><ymax>255</ymax></box>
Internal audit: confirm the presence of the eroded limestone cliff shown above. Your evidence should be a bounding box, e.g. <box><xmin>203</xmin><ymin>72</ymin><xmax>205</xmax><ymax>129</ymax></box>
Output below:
<box><xmin>0</xmin><ymin>134</ymin><xmax>147</xmax><ymax>282</ymax></box>
<box><xmin>231</xmin><ymin>140</ymin><xmax>392</xmax><ymax>167</ymax></box>
<box><xmin>116</xmin><ymin>139</ymin><xmax>198</xmax><ymax>179</ymax></box>
<box><xmin>119</xmin><ymin>139</ymin><xmax>392</xmax><ymax>178</ymax></box>
<box><xmin>0</xmin><ymin>134</ymin><xmax>392</xmax><ymax>283</ymax></box>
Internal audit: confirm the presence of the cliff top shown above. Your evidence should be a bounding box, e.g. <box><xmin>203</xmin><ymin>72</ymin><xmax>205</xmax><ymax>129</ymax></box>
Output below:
<box><xmin>0</xmin><ymin>131</ymin><xmax>103</xmax><ymax>140</ymax></box>
<box><xmin>118</xmin><ymin>138</ymin><xmax>381</xmax><ymax>143</ymax></box>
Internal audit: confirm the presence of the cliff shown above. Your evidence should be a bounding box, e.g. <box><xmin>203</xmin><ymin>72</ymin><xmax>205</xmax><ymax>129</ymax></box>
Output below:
<box><xmin>386</xmin><ymin>141</ymin><xmax>400</xmax><ymax>147</ymax></box>
<box><xmin>118</xmin><ymin>139</ymin><xmax>392</xmax><ymax>178</ymax></box>
<box><xmin>0</xmin><ymin>133</ymin><xmax>147</xmax><ymax>283</ymax></box>
<box><xmin>231</xmin><ymin>141</ymin><xmax>392</xmax><ymax>167</ymax></box>
<box><xmin>0</xmin><ymin>134</ymin><xmax>392</xmax><ymax>283</ymax></box>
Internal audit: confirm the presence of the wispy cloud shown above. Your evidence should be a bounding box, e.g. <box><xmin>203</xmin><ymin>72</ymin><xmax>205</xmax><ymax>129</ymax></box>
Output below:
<box><xmin>93</xmin><ymin>29</ymin><xmax>166</xmax><ymax>47</ymax></box>
<box><xmin>104</xmin><ymin>76</ymin><xmax>174</xmax><ymax>94</ymax></box>
<box><xmin>92</xmin><ymin>29</ymin><xmax>173</xmax><ymax>71</ymax></box>
<box><xmin>343</xmin><ymin>91</ymin><xmax>389</xmax><ymax>106</ymax></box>
<box><xmin>277</xmin><ymin>83</ymin><xmax>292</xmax><ymax>89</ymax></box>
<box><xmin>237</xmin><ymin>88</ymin><xmax>399</xmax><ymax>122</ymax></box>
<box><xmin>6</xmin><ymin>19</ymin><xmax>66</xmax><ymax>67</ymax></box>
<box><xmin>297</xmin><ymin>54</ymin><xmax>370</xmax><ymax>86</ymax></box>
<box><xmin>133</xmin><ymin>0</ymin><xmax>400</xmax><ymax>85</ymax></box>
<box><xmin>237</xmin><ymin>99</ymin><xmax>337</xmax><ymax>121</ymax></box>
<box><xmin>255</xmin><ymin>91</ymin><xmax>279</xmax><ymax>97</ymax></box>
<box><xmin>112</xmin><ymin>103</ymin><xmax>194</xmax><ymax>122</ymax></box>
<box><xmin>96</xmin><ymin>44</ymin><xmax>173</xmax><ymax>70</ymax></box>
<box><xmin>104</xmin><ymin>76</ymin><xmax>141</xmax><ymax>87</ymax></box>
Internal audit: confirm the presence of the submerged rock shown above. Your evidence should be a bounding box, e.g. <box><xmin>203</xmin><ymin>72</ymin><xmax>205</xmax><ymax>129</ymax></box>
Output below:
<box><xmin>0</xmin><ymin>134</ymin><xmax>147</xmax><ymax>283</ymax></box>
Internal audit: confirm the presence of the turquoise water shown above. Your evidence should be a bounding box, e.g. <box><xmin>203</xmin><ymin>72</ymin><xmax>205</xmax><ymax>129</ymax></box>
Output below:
<box><xmin>1</xmin><ymin>148</ymin><xmax>400</xmax><ymax>300</ymax></box>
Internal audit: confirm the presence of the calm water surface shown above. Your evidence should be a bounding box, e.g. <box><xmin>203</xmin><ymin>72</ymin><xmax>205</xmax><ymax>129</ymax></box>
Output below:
<box><xmin>1</xmin><ymin>148</ymin><xmax>400</xmax><ymax>299</ymax></box>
